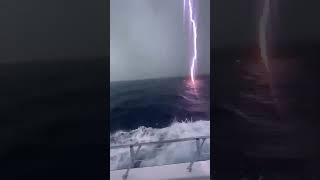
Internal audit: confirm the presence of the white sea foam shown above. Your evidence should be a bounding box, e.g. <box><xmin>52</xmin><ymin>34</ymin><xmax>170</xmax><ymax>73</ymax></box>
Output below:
<box><xmin>110</xmin><ymin>120</ymin><xmax>210</xmax><ymax>170</ymax></box>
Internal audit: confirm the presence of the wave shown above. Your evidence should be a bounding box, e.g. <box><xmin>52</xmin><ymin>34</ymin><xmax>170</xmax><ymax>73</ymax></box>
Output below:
<box><xmin>110</xmin><ymin>120</ymin><xmax>210</xmax><ymax>171</ymax></box>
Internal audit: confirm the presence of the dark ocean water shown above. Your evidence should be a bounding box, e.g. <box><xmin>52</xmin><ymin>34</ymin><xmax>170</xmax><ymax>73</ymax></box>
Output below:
<box><xmin>110</xmin><ymin>75</ymin><xmax>210</xmax><ymax>132</ymax></box>
<box><xmin>214</xmin><ymin>58</ymin><xmax>320</xmax><ymax>179</ymax></box>
<box><xmin>110</xmin><ymin>75</ymin><xmax>210</xmax><ymax>170</ymax></box>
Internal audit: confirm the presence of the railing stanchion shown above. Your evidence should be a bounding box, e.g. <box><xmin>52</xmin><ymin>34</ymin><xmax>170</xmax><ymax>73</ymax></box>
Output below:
<box><xmin>122</xmin><ymin>146</ymin><xmax>134</xmax><ymax>180</ymax></box>
<box><xmin>187</xmin><ymin>138</ymin><xmax>199</xmax><ymax>172</ymax></box>
<box><xmin>187</xmin><ymin>137</ymin><xmax>207</xmax><ymax>172</ymax></box>
<box><xmin>122</xmin><ymin>144</ymin><xmax>142</xmax><ymax>180</ymax></box>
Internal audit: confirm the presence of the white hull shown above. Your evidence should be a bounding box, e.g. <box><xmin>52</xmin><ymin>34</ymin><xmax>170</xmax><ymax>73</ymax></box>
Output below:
<box><xmin>110</xmin><ymin>160</ymin><xmax>210</xmax><ymax>180</ymax></box>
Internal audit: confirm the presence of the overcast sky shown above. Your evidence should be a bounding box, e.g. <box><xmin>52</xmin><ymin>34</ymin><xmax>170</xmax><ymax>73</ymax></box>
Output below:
<box><xmin>110</xmin><ymin>0</ymin><xmax>210</xmax><ymax>82</ymax></box>
<box><xmin>1</xmin><ymin>0</ymin><xmax>320</xmax><ymax>64</ymax></box>
<box><xmin>0</xmin><ymin>0</ymin><xmax>105</xmax><ymax>61</ymax></box>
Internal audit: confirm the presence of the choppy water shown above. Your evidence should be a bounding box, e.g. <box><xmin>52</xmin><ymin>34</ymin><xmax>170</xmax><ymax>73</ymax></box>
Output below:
<box><xmin>110</xmin><ymin>75</ymin><xmax>210</xmax><ymax>170</ymax></box>
<box><xmin>214</xmin><ymin>58</ymin><xmax>320</xmax><ymax>179</ymax></box>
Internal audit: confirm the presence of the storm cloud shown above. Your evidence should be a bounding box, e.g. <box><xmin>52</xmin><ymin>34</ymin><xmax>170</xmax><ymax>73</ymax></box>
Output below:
<box><xmin>111</xmin><ymin>0</ymin><xmax>210</xmax><ymax>82</ymax></box>
<box><xmin>0</xmin><ymin>0</ymin><xmax>105</xmax><ymax>61</ymax></box>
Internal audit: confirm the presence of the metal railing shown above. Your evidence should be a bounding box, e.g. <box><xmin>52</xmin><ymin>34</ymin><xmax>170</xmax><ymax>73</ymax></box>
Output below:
<box><xmin>110</xmin><ymin>136</ymin><xmax>210</xmax><ymax>180</ymax></box>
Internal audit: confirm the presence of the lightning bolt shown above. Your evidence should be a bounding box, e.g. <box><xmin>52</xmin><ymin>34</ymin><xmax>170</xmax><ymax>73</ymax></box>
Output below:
<box><xmin>184</xmin><ymin>0</ymin><xmax>198</xmax><ymax>84</ymax></box>
<box><xmin>259</xmin><ymin>0</ymin><xmax>270</xmax><ymax>72</ymax></box>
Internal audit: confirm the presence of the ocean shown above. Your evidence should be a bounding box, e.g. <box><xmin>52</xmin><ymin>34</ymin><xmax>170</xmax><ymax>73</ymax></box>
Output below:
<box><xmin>110</xmin><ymin>75</ymin><xmax>210</xmax><ymax>170</ymax></box>
<box><xmin>213</xmin><ymin>57</ymin><xmax>320</xmax><ymax>179</ymax></box>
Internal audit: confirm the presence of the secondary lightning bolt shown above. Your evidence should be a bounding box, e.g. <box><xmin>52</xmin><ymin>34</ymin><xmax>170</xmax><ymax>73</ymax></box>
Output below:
<box><xmin>185</xmin><ymin>0</ymin><xmax>198</xmax><ymax>84</ymax></box>
<box><xmin>259</xmin><ymin>0</ymin><xmax>277</xmax><ymax>97</ymax></box>
<box><xmin>259</xmin><ymin>0</ymin><xmax>270</xmax><ymax>72</ymax></box>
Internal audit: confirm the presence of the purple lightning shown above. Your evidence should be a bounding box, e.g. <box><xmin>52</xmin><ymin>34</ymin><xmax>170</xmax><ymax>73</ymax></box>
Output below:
<box><xmin>259</xmin><ymin>0</ymin><xmax>270</xmax><ymax>72</ymax></box>
<box><xmin>184</xmin><ymin>0</ymin><xmax>198</xmax><ymax>84</ymax></box>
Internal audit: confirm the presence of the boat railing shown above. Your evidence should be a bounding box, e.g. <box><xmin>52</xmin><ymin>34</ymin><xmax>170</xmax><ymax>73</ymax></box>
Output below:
<box><xmin>110</xmin><ymin>136</ymin><xmax>210</xmax><ymax>180</ymax></box>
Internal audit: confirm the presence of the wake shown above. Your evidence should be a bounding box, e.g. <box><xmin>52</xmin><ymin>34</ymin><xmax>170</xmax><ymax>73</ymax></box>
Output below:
<box><xmin>110</xmin><ymin>120</ymin><xmax>210</xmax><ymax>170</ymax></box>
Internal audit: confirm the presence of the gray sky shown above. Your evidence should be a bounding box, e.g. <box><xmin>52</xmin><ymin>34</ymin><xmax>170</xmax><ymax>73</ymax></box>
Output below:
<box><xmin>111</xmin><ymin>0</ymin><xmax>210</xmax><ymax>82</ymax></box>
<box><xmin>0</xmin><ymin>0</ymin><xmax>105</xmax><ymax>61</ymax></box>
